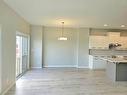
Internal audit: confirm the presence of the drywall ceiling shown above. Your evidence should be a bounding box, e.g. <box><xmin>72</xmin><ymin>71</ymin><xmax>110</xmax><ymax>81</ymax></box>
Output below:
<box><xmin>3</xmin><ymin>0</ymin><xmax>127</xmax><ymax>28</ymax></box>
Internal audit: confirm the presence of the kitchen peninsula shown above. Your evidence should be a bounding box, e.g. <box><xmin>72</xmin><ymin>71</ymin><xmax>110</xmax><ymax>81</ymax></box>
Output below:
<box><xmin>89</xmin><ymin>29</ymin><xmax>127</xmax><ymax>81</ymax></box>
<box><xmin>104</xmin><ymin>57</ymin><xmax>127</xmax><ymax>82</ymax></box>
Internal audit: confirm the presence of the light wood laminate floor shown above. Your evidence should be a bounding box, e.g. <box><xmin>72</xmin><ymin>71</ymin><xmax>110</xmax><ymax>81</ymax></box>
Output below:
<box><xmin>5</xmin><ymin>68</ymin><xmax>127</xmax><ymax>95</ymax></box>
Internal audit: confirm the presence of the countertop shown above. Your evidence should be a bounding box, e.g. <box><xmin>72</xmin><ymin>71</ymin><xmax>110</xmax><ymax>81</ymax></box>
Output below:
<box><xmin>101</xmin><ymin>57</ymin><xmax>127</xmax><ymax>63</ymax></box>
<box><xmin>89</xmin><ymin>49</ymin><xmax>127</xmax><ymax>51</ymax></box>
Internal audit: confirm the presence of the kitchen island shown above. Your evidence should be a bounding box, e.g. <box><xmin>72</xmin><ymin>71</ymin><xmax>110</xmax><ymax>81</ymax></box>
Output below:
<box><xmin>104</xmin><ymin>57</ymin><xmax>127</xmax><ymax>82</ymax></box>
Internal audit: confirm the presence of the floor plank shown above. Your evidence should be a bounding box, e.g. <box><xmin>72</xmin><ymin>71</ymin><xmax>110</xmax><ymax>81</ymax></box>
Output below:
<box><xmin>5</xmin><ymin>68</ymin><xmax>127</xmax><ymax>95</ymax></box>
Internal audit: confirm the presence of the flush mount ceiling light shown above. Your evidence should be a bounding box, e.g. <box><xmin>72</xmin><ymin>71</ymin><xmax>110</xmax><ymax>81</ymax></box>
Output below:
<box><xmin>58</xmin><ymin>22</ymin><xmax>67</xmax><ymax>41</ymax></box>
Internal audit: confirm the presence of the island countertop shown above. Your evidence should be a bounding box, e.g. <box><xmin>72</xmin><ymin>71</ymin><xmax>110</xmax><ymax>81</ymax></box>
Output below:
<box><xmin>105</xmin><ymin>57</ymin><xmax>127</xmax><ymax>81</ymax></box>
<box><xmin>101</xmin><ymin>57</ymin><xmax>127</xmax><ymax>63</ymax></box>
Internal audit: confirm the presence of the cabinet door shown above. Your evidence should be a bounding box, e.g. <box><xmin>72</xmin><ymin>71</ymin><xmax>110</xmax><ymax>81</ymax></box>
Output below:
<box><xmin>89</xmin><ymin>55</ymin><xmax>93</xmax><ymax>69</ymax></box>
<box><xmin>120</xmin><ymin>37</ymin><xmax>127</xmax><ymax>49</ymax></box>
<box><xmin>93</xmin><ymin>56</ymin><xmax>106</xmax><ymax>69</ymax></box>
<box><xmin>108</xmin><ymin>32</ymin><xmax>120</xmax><ymax>43</ymax></box>
<box><xmin>89</xmin><ymin>36</ymin><xmax>108</xmax><ymax>49</ymax></box>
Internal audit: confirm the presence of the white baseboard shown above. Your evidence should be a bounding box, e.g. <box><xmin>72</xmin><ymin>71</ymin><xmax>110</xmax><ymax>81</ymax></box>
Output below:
<box><xmin>1</xmin><ymin>82</ymin><xmax>15</xmax><ymax>95</ymax></box>
<box><xmin>43</xmin><ymin>65</ymin><xmax>77</xmax><ymax>68</ymax></box>
<box><xmin>31</xmin><ymin>67</ymin><xmax>42</xmax><ymax>69</ymax></box>
<box><xmin>77</xmin><ymin>66</ymin><xmax>89</xmax><ymax>68</ymax></box>
<box><xmin>31</xmin><ymin>66</ymin><xmax>89</xmax><ymax>68</ymax></box>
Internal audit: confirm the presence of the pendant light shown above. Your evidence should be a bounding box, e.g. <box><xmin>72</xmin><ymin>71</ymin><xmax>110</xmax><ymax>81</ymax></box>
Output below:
<box><xmin>58</xmin><ymin>22</ymin><xmax>67</xmax><ymax>41</ymax></box>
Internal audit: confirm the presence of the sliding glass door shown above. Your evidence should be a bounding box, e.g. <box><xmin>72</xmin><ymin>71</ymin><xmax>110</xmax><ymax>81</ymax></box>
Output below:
<box><xmin>16</xmin><ymin>36</ymin><xmax>22</xmax><ymax>77</ymax></box>
<box><xmin>22</xmin><ymin>36</ymin><xmax>28</xmax><ymax>73</ymax></box>
<box><xmin>16</xmin><ymin>35</ymin><xmax>29</xmax><ymax>78</ymax></box>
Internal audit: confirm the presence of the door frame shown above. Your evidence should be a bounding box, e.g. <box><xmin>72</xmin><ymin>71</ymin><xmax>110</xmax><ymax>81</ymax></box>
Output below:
<box><xmin>16</xmin><ymin>31</ymin><xmax>30</xmax><ymax>72</ymax></box>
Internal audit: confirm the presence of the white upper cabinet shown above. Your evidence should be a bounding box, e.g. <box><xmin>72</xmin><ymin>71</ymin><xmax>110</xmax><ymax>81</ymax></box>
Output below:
<box><xmin>89</xmin><ymin>36</ymin><xmax>108</xmax><ymax>49</ymax></box>
<box><xmin>108</xmin><ymin>32</ymin><xmax>120</xmax><ymax>43</ymax></box>
<box><xmin>89</xmin><ymin>31</ymin><xmax>127</xmax><ymax>49</ymax></box>
<box><xmin>108</xmin><ymin>32</ymin><xmax>120</xmax><ymax>37</ymax></box>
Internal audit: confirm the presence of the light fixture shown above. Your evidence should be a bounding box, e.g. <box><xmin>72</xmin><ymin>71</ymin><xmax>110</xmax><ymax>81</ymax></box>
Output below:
<box><xmin>104</xmin><ymin>24</ymin><xmax>108</xmax><ymax>27</ymax></box>
<box><xmin>58</xmin><ymin>22</ymin><xmax>67</xmax><ymax>41</ymax></box>
<box><xmin>121</xmin><ymin>25</ymin><xmax>125</xmax><ymax>27</ymax></box>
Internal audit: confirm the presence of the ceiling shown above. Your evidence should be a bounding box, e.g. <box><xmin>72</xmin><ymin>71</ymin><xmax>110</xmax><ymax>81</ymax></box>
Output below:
<box><xmin>3</xmin><ymin>0</ymin><xmax>127</xmax><ymax>28</ymax></box>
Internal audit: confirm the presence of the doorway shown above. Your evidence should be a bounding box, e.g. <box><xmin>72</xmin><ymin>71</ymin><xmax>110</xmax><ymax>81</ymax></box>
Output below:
<box><xmin>16</xmin><ymin>34</ymin><xmax>29</xmax><ymax>78</ymax></box>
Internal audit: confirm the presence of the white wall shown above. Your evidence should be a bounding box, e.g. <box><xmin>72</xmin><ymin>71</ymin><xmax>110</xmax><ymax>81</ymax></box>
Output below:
<box><xmin>43</xmin><ymin>27</ymin><xmax>78</xmax><ymax>67</ymax></box>
<box><xmin>0</xmin><ymin>0</ymin><xmax>30</xmax><ymax>94</ymax></box>
<box><xmin>77</xmin><ymin>28</ymin><xmax>89</xmax><ymax>68</ymax></box>
<box><xmin>30</xmin><ymin>26</ymin><xmax>89</xmax><ymax>68</ymax></box>
<box><xmin>30</xmin><ymin>25</ymin><xmax>43</xmax><ymax>68</ymax></box>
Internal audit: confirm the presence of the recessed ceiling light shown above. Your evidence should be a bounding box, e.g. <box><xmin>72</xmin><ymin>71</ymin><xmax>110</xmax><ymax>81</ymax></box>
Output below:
<box><xmin>104</xmin><ymin>24</ymin><xmax>108</xmax><ymax>27</ymax></box>
<box><xmin>121</xmin><ymin>25</ymin><xmax>125</xmax><ymax>27</ymax></box>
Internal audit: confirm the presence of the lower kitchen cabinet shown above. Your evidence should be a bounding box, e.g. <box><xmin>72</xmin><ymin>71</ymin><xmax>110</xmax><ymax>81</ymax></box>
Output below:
<box><xmin>89</xmin><ymin>55</ymin><xmax>107</xmax><ymax>69</ymax></box>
